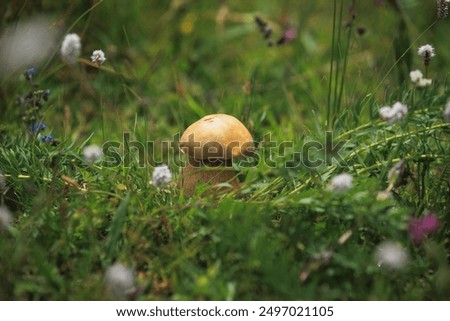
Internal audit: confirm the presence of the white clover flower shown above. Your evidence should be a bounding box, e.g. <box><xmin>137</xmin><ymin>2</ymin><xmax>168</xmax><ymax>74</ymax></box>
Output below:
<box><xmin>104</xmin><ymin>262</ymin><xmax>135</xmax><ymax>299</ymax></box>
<box><xmin>61</xmin><ymin>33</ymin><xmax>81</xmax><ymax>64</ymax></box>
<box><xmin>379</xmin><ymin>106</ymin><xmax>395</xmax><ymax>121</ymax></box>
<box><xmin>417</xmin><ymin>44</ymin><xmax>435</xmax><ymax>58</ymax></box>
<box><xmin>83</xmin><ymin>144</ymin><xmax>102</xmax><ymax>163</ymax></box>
<box><xmin>329</xmin><ymin>173</ymin><xmax>353</xmax><ymax>191</ymax></box>
<box><xmin>0</xmin><ymin>206</ymin><xmax>12</xmax><ymax>230</ymax></box>
<box><xmin>151</xmin><ymin>164</ymin><xmax>172</xmax><ymax>188</ymax></box>
<box><xmin>391</xmin><ymin>101</ymin><xmax>408</xmax><ymax>120</ymax></box>
<box><xmin>444</xmin><ymin>100</ymin><xmax>450</xmax><ymax>123</ymax></box>
<box><xmin>409</xmin><ymin>69</ymin><xmax>423</xmax><ymax>83</ymax></box>
<box><xmin>416</xmin><ymin>77</ymin><xmax>432</xmax><ymax>87</ymax></box>
<box><xmin>379</xmin><ymin>102</ymin><xmax>408</xmax><ymax>124</ymax></box>
<box><xmin>409</xmin><ymin>69</ymin><xmax>432</xmax><ymax>87</ymax></box>
<box><xmin>375</xmin><ymin>241</ymin><xmax>408</xmax><ymax>270</ymax></box>
<box><xmin>91</xmin><ymin>49</ymin><xmax>106</xmax><ymax>65</ymax></box>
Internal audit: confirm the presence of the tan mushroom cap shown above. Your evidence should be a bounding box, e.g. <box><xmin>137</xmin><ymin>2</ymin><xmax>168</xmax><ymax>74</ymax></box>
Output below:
<box><xmin>179</xmin><ymin>114</ymin><xmax>254</xmax><ymax>160</ymax></box>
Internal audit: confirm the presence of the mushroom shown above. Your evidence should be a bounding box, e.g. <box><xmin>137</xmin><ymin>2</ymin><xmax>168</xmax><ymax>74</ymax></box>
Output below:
<box><xmin>179</xmin><ymin>114</ymin><xmax>254</xmax><ymax>196</ymax></box>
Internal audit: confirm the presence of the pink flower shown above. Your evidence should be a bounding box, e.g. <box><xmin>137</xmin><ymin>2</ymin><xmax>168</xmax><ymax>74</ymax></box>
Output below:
<box><xmin>408</xmin><ymin>213</ymin><xmax>440</xmax><ymax>244</ymax></box>
<box><xmin>282</xmin><ymin>28</ymin><xmax>297</xmax><ymax>43</ymax></box>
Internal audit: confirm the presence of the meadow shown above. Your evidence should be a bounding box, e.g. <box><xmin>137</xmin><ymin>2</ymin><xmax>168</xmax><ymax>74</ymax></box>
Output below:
<box><xmin>0</xmin><ymin>0</ymin><xmax>449</xmax><ymax>300</ymax></box>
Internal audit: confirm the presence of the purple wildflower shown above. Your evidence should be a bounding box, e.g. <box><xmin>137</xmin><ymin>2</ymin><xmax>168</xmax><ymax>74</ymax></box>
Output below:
<box><xmin>276</xmin><ymin>27</ymin><xmax>297</xmax><ymax>46</ymax></box>
<box><xmin>409</xmin><ymin>212</ymin><xmax>440</xmax><ymax>244</ymax></box>
<box><xmin>282</xmin><ymin>28</ymin><xmax>297</xmax><ymax>42</ymax></box>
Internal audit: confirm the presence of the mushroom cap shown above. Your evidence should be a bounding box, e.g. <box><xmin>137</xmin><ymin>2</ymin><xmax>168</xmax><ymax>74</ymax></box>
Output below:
<box><xmin>179</xmin><ymin>114</ymin><xmax>254</xmax><ymax>160</ymax></box>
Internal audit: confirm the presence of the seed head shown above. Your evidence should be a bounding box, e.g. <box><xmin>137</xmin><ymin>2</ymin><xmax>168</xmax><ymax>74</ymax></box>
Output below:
<box><xmin>437</xmin><ymin>0</ymin><xmax>449</xmax><ymax>19</ymax></box>
<box><xmin>151</xmin><ymin>164</ymin><xmax>172</xmax><ymax>188</ymax></box>
<box><xmin>409</xmin><ymin>69</ymin><xmax>432</xmax><ymax>87</ymax></box>
<box><xmin>417</xmin><ymin>44</ymin><xmax>435</xmax><ymax>67</ymax></box>
<box><xmin>83</xmin><ymin>144</ymin><xmax>102</xmax><ymax>163</ymax></box>
<box><xmin>91</xmin><ymin>50</ymin><xmax>106</xmax><ymax>65</ymax></box>
<box><xmin>329</xmin><ymin>173</ymin><xmax>353</xmax><ymax>191</ymax></box>
<box><xmin>416</xmin><ymin>78</ymin><xmax>432</xmax><ymax>87</ymax></box>
<box><xmin>409</xmin><ymin>69</ymin><xmax>423</xmax><ymax>82</ymax></box>
<box><xmin>61</xmin><ymin>33</ymin><xmax>81</xmax><ymax>64</ymax></box>
<box><xmin>379</xmin><ymin>102</ymin><xmax>408</xmax><ymax>124</ymax></box>
<box><xmin>104</xmin><ymin>262</ymin><xmax>135</xmax><ymax>299</ymax></box>
<box><xmin>375</xmin><ymin>241</ymin><xmax>408</xmax><ymax>270</ymax></box>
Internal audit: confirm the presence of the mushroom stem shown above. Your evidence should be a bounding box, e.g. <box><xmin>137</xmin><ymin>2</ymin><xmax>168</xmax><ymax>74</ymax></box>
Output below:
<box><xmin>179</xmin><ymin>161</ymin><xmax>239</xmax><ymax>196</ymax></box>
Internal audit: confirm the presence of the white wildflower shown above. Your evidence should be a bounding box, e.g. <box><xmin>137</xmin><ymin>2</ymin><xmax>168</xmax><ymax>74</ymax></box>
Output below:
<box><xmin>91</xmin><ymin>49</ymin><xmax>106</xmax><ymax>65</ymax></box>
<box><xmin>416</xmin><ymin>77</ymin><xmax>432</xmax><ymax>87</ymax></box>
<box><xmin>83</xmin><ymin>144</ymin><xmax>102</xmax><ymax>163</ymax></box>
<box><xmin>379</xmin><ymin>102</ymin><xmax>408</xmax><ymax>124</ymax></box>
<box><xmin>444</xmin><ymin>100</ymin><xmax>450</xmax><ymax>123</ymax></box>
<box><xmin>151</xmin><ymin>164</ymin><xmax>172</xmax><ymax>188</ymax></box>
<box><xmin>375</xmin><ymin>241</ymin><xmax>408</xmax><ymax>270</ymax></box>
<box><xmin>391</xmin><ymin>102</ymin><xmax>408</xmax><ymax>117</ymax></box>
<box><xmin>379</xmin><ymin>106</ymin><xmax>395</xmax><ymax>121</ymax></box>
<box><xmin>418</xmin><ymin>44</ymin><xmax>435</xmax><ymax>68</ymax></box>
<box><xmin>329</xmin><ymin>173</ymin><xmax>353</xmax><ymax>191</ymax></box>
<box><xmin>417</xmin><ymin>44</ymin><xmax>435</xmax><ymax>58</ymax></box>
<box><xmin>409</xmin><ymin>69</ymin><xmax>432</xmax><ymax>87</ymax></box>
<box><xmin>0</xmin><ymin>206</ymin><xmax>12</xmax><ymax>230</ymax></box>
<box><xmin>409</xmin><ymin>69</ymin><xmax>423</xmax><ymax>83</ymax></box>
<box><xmin>104</xmin><ymin>262</ymin><xmax>135</xmax><ymax>299</ymax></box>
<box><xmin>61</xmin><ymin>33</ymin><xmax>81</xmax><ymax>64</ymax></box>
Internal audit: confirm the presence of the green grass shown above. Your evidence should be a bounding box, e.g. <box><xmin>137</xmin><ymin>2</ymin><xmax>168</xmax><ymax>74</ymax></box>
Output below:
<box><xmin>0</xmin><ymin>0</ymin><xmax>449</xmax><ymax>300</ymax></box>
